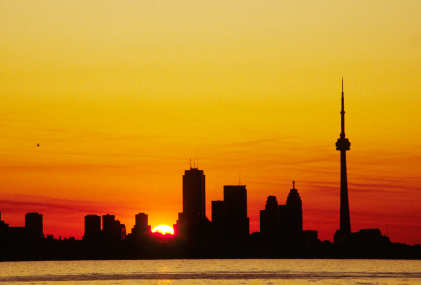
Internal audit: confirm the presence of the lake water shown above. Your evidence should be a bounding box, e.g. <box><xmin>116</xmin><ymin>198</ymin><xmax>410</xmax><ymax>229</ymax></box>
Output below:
<box><xmin>0</xmin><ymin>259</ymin><xmax>420</xmax><ymax>284</ymax></box>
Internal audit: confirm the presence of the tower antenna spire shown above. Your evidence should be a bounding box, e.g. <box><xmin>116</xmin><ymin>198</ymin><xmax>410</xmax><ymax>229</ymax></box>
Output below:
<box><xmin>341</xmin><ymin>77</ymin><xmax>345</xmax><ymax>137</ymax></box>
<box><xmin>335</xmin><ymin>77</ymin><xmax>352</xmax><ymax>242</ymax></box>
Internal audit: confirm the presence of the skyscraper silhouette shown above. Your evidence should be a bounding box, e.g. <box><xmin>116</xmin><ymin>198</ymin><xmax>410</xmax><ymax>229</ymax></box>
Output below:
<box><xmin>83</xmin><ymin>215</ymin><xmax>101</xmax><ymax>241</ymax></box>
<box><xmin>175</xmin><ymin>167</ymin><xmax>210</xmax><ymax>239</ymax></box>
<box><xmin>285</xmin><ymin>181</ymin><xmax>303</xmax><ymax>234</ymax></box>
<box><xmin>211</xmin><ymin>200</ymin><xmax>227</xmax><ymax>241</ymax></box>
<box><xmin>276</xmin><ymin>181</ymin><xmax>304</xmax><ymax>244</ymax></box>
<box><xmin>224</xmin><ymin>185</ymin><xmax>249</xmax><ymax>239</ymax></box>
<box><xmin>102</xmin><ymin>214</ymin><xmax>126</xmax><ymax>241</ymax></box>
<box><xmin>334</xmin><ymin>79</ymin><xmax>352</xmax><ymax>242</ymax></box>
<box><xmin>131</xmin><ymin>213</ymin><xmax>151</xmax><ymax>236</ymax></box>
<box><xmin>25</xmin><ymin>213</ymin><xmax>43</xmax><ymax>239</ymax></box>
<box><xmin>260</xmin><ymin>196</ymin><xmax>279</xmax><ymax>239</ymax></box>
<box><xmin>182</xmin><ymin>167</ymin><xmax>206</xmax><ymax>219</ymax></box>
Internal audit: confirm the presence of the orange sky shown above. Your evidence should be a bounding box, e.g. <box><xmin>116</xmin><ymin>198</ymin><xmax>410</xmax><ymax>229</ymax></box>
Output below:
<box><xmin>0</xmin><ymin>0</ymin><xmax>420</xmax><ymax>245</ymax></box>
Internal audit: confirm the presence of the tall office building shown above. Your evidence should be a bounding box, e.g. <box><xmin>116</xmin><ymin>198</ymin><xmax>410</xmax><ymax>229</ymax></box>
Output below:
<box><xmin>183</xmin><ymin>167</ymin><xmax>206</xmax><ymax>219</ymax></box>
<box><xmin>25</xmin><ymin>212</ymin><xmax>43</xmax><ymax>239</ymax></box>
<box><xmin>224</xmin><ymin>185</ymin><xmax>249</xmax><ymax>238</ymax></box>
<box><xmin>278</xmin><ymin>204</ymin><xmax>288</xmax><ymax>237</ymax></box>
<box><xmin>275</xmin><ymin>181</ymin><xmax>303</xmax><ymax>244</ymax></box>
<box><xmin>285</xmin><ymin>181</ymin><xmax>303</xmax><ymax>234</ymax></box>
<box><xmin>211</xmin><ymin>200</ymin><xmax>226</xmax><ymax>226</ymax></box>
<box><xmin>211</xmin><ymin>200</ymin><xmax>227</xmax><ymax>240</ymax></box>
<box><xmin>83</xmin><ymin>215</ymin><xmax>101</xmax><ymax>241</ymax></box>
<box><xmin>175</xmin><ymin>167</ymin><xmax>210</xmax><ymax>239</ymax></box>
<box><xmin>260</xmin><ymin>196</ymin><xmax>279</xmax><ymax>238</ymax></box>
<box><xmin>131</xmin><ymin>213</ymin><xmax>151</xmax><ymax>236</ymax></box>
<box><xmin>102</xmin><ymin>214</ymin><xmax>116</xmax><ymax>234</ymax></box>
<box><xmin>102</xmin><ymin>214</ymin><xmax>125</xmax><ymax>241</ymax></box>
<box><xmin>334</xmin><ymin>79</ymin><xmax>352</xmax><ymax>242</ymax></box>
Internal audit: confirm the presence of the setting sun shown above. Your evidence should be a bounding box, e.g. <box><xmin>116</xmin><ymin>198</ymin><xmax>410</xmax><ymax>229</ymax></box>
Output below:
<box><xmin>152</xmin><ymin>225</ymin><xmax>174</xmax><ymax>235</ymax></box>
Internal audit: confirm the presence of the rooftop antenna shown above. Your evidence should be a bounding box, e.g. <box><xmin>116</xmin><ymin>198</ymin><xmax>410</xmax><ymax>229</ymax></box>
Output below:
<box><xmin>239</xmin><ymin>172</ymin><xmax>241</xmax><ymax>185</ymax></box>
<box><xmin>341</xmin><ymin>77</ymin><xmax>345</xmax><ymax>136</ymax></box>
<box><xmin>292</xmin><ymin>180</ymin><xmax>296</xmax><ymax>189</ymax></box>
<box><xmin>197</xmin><ymin>157</ymin><xmax>199</xmax><ymax>169</ymax></box>
<box><xmin>190</xmin><ymin>158</ymin><xmax>192</xmax><ymax>169</ymax></box>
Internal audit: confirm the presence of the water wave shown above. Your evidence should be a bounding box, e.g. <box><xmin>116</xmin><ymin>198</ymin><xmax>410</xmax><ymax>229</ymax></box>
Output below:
<box><xmin>1</xmin><ymin>271</ymin><xmax>421</xmax><ymax>282</ymax></box>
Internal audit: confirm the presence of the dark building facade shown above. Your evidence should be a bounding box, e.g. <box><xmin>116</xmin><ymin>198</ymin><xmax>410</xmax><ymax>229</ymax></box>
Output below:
<box><xmin>285</xmin><ymin>182</ymin><xmax>303</xmax><ymax>234</ymax></box>
<box><xmin>211</xmin><ymin>200</ymin><xmax>226</xmax><ymax>225</ymax></box>
<box><xmin>175</xmin><ymin>167</ymin><xmax>210</xmax><ymax>240</ymax></box>
<box><xmin>334</xmin><ymin>79</ymin><xmax>352</xmax><ymax>242</ymax></box>
<box><xmin>258</xmin><ymin>182</ymin><xmax>308</xmax><ymax>245</ymax></box>
<box><xmin>182</xmin><ymin>168</ymin><xmax>206</xmax><ymax>219</ymax></box>
<box><xmin>0</xmin><ymin>211</ymin><xmax>9</xmax><ymax>234</ymax></box>
<box><xmin>260</xmin><ymin>196</ymin><xmax>279</xmax><ymax>239</ymax></box>
<box><xmin>278</xmin><ymin>181</ymin><xmax>303</xmax><ymax>243</ymax></box>
<box><xmin>102</xmin><ymin>214</ymin><xmax>126</xmax><ymax>241</ymax></box>
<box><xmin>211</xmin><ymin>185</ymin><xmax>250</xmax><ymax>241</ymax></box>
<box><xmin>211</xmin><ymin>200</ymin><xmax>227</xmax><ymax>241</ymax></box>
<box><xmin>224</xmin><ymin>185</ymin><xmax>250</xmax><ymax>239</ymax></box>
<box><xmin>131</xmin><ymin>213</ymin><xmax>151</xmax><ymax>236</ymax></box>
<box><xmin>25</xmin><ymin>212</ymin><xmax>43</xmax><ymax>239</ymax></box>
<box><xmin>83</xmin><ymin>215</ymin><xmax>101</xmax><ymax>241</ymax></box>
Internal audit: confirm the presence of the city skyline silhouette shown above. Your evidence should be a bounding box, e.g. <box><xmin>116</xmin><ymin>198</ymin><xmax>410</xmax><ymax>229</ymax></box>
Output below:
<box><xmin>1</xmin><ymin>80</ymin><xmax>420</xmax><ymax>246</ymax></box>
<box><xmin>1</xmin><ymin>1</ymin><xmax>420</xmax><ymax>248</ymax></box>
<box><xmin>1</xmin><ymin>81</ymin><xmax>420</xmax><ymax>262</ymax></box>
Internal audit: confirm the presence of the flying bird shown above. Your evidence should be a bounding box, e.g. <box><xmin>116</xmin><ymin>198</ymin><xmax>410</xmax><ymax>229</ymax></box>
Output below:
<box><xmin>37</xmin><ymin>143</ymin><xmax>39</xmax><ymax>147</ymax></box>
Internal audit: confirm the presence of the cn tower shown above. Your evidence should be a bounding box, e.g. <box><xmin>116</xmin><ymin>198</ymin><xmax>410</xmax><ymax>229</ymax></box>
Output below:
<box><xmin>334</xmin><ymin>78</ymin><xmax>351</xmax><ymax>242</ymax></box>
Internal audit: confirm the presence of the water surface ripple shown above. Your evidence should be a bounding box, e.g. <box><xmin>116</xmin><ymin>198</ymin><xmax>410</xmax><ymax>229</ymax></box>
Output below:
<box><xmin>1</xmin><ymin>259</ymin><xmax>420</xmax><ymax>284</ymax></box>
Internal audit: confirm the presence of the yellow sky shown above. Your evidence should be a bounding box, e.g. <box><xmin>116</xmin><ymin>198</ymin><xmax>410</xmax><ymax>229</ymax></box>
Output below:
<box><xmin>0</xmin><ymin>0</ymin><xmax>420</xmax><ymax>244</ymax></box>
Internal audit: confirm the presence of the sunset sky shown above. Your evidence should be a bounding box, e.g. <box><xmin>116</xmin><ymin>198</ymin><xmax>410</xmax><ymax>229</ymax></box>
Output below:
<box><xmin>1</xmin><ymin>0</ymin><xmax>420</xmax><ymax>244</ymax></box>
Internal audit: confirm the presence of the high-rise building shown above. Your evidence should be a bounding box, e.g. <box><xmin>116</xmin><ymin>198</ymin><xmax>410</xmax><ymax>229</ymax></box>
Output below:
<box><xmin>102</xmin><ymin>214</ymin><xmax>125</xmax><ymax>241</ymax></box>
<box><xmin>224</xmin><ymin>185</ymin><xmax>249</xmax><ymax>238</ymax></box>
<box><xmin>285</xmin><ymin>181</ymin><xmax>303</xmax><ymax>234</ymax></box>
<box><xmin>102</xmin><ymin>214</ymin><xmax>116</xmax><ymax>234</ymax></box>
<box><xmin>175</xmin><ymin>167</ymin><xmax>210</xmax><ymax>239</ymax></box>
<box><xmin>278</xmin><ymin>204</ymin><xmax>288</xmax><ymax>237</ymax></box>
<box><xmin>260</xmin><ymin>196</ymin><xmax>279</xmax><ymax>238</ymax></box>
<box><xmin>183</xmin><ymin>167</ymin><xmax>206</xmax><ymax>219</ymax></box>
<box><xmin>131</xmin><ymin>213</ymin><xmax>151</xmax><ymax>236</ymax></box>
<box><xmin>211</xmin><ymin>200</ymin><xmax>226</xmax><ymax>225</ymax></box>
<box><xmin>83</xmin><ymin>215</ymin><xmax>101</xmax><ymax>241</ymax></box>
<box><xmin>211</xmin><ymin>200</ymin><xmax>227</xmax><ymax>240</ymax></box>
<box><xmin>334</xmin><ymin>79</ymin><xmax>352</xmax><ymax>242</ymax></box>
<box><xmin>275</xmin><ymin>181</ymin><xmax>304</xmax><ymax>244</ymax></box>
<box><xmin>25</xmin><ymin>212</ymin><xmax>43</xmax><ymax>239</ymax></box>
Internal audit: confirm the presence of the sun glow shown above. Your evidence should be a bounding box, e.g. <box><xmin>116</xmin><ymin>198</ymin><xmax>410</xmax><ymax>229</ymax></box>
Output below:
<box><xmin>152</xmin><ymin>225</ymin><xmax>174</xmax><ymax>235</ymax></box>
